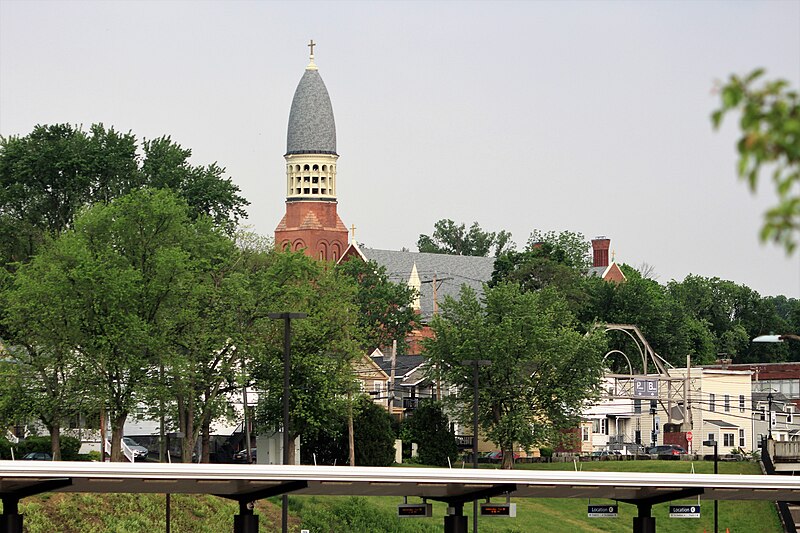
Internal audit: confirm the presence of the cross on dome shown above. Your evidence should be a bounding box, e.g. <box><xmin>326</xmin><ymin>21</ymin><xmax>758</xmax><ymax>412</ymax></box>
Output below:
<box><xmin>306</xmin><ymin>39</ymin><xmax>318</xmax><ymax>70</ymax></box>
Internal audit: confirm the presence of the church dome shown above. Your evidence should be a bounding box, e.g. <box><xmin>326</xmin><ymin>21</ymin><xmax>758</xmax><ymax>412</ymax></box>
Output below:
<box><xmin>286</xmin><ymin>69</ymin><xmax>337</xmax><ymax>155</ymax></box>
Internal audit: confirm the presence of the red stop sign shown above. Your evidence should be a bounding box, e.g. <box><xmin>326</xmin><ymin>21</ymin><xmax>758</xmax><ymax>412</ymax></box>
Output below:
<box><xmin>686</xmin><ymin>431</ymin><xmax>693</xmax><ymax>441</ymax></box>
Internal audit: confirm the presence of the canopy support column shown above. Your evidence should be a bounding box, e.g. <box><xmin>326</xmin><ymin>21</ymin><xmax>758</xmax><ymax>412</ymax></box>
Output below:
<box><xmin>217</xmin><ymin>479</ymin><xmax>307</xmax><ymax>533</ymax></box>
<box><xmin>619</xmin><ymin>487</ymin><xmax>703</xmax><ymax>533</ymax></box>
<box><xmin>1</xmin><ymin>478</ymin><xmax>72</xmax><ymax>533</ymax></box>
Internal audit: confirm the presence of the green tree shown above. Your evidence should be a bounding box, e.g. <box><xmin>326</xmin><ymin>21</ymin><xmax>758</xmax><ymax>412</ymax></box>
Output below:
<box><xmin>0</xmin><ymin>123</ymin><xmax>248</xmax><ymax>268</ymax></box>
<box><xmin>712</xmin><ymin>69</ymin><xmax>800</xmax><ymax>253</ymax></box>
<box><xmin>424</xmin><ymin>283</ymin><xmax>606</xmax><ymax>469</ymax></box>
<box><xmin>5</xmin><ymin>189</ymin><xmax>217</xmax><ymax>461</ymax></box>
<box><xmin>402</xmin><ymin>401</ymin><xmax>458</xmax><ymax>467</ymax></box>
<box><xmin>417</xmin><ymin>219</ymin><xmax>513</xmax><ymax>256</ymax></box>
<box><xmin>252</xmin><ymin>251</ymin><xmax>363</xmax><ymax>463</ymax></box>
<box><xmin>351</xmin><ymin>395</ymin><xmax>396</xmax><ymax>466</ymax></box>
<box><xmin>336</xmin><ymin>259</ymin><xmax>418</xmax><ymax>353</ymax></box>
<box><xmin>491</xmin><ymin>230</ymin><xmax>593</xmax><ymax>315</ymax></box>
<box><xmin>525</xmin><ymin>230</ymin><xmax>591</xmax><ymax>270</ymax></box>
<box><xmin>300</xmin><ymin>395</ymin><xmax>397</xmax><ymax>467</ymax></box>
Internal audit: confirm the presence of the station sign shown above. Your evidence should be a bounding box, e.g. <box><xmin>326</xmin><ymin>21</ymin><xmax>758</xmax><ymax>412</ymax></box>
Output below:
<box><xmin>588</xmin><ymin>505</ymin><xmax>618</xmax><ymax>518</ymax></box>
<box><xmin>480</xmin><ymin>503</ymin><xmax>516</xmax><ymax>517</ymax></box>
<box><xmin>397</xmin><ymin>503</ymin><xmax>432</xmax><ymax>517</ymax></box>
<box><xmin>669</xmin><ymin>505</ymin><xmax>700</xmax><ymax>518</ymax></box>
<box><xmin>634</xmin><ymin>378</ymin><xmax>658</xmax><ymax>398</ymax></box>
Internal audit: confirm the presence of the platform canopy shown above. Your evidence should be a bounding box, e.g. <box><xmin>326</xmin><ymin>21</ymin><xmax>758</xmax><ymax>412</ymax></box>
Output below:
<box><xmin>1</xmin><ymin>462</ymin><xmax>799</xmax><ymax>503</ymax></box>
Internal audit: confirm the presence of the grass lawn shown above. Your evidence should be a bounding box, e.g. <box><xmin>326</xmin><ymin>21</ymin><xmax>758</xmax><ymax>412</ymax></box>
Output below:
<box><xmin>4</xmin><ymin>459</ymin><xmax>783</xmax><ymax>532</ymax></box>
<box><xmin>290</xmin><ymin>460</ymin><xmax>782</xmax><ymax>532</ymax></box>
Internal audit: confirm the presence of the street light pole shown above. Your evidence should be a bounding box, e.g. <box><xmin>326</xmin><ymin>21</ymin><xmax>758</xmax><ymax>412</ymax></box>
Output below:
<box><xmin>269</xmin><ymin>312</ymin><xmax>307</xmax><ymax>533</ymax></box>
<box><xmin>703</xmin><ymin>439</ymin><xmax>719</xmax><ymax>533</ymax></box>
<box><xmin>463</xmin><ymin>359</ymin><xmax>491</xmax><ymax>533</ymax></box>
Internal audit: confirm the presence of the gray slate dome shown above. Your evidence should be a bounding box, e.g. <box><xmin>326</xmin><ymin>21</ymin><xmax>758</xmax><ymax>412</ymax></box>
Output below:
<box><xmin>286</xmin><ymin>69</ymin><xmax>337</xmax><ymax>155</ymax></box>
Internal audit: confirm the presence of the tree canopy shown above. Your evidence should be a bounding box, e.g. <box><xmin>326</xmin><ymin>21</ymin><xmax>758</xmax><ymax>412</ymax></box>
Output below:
<box><xmin>424</xmin><ymin>283</ymin><xmax>607</xmax><ymax>469</ymax></box>
<box><xmin>417</xmin><ymin>219</ymin><xmax>513</xmax><ymax>256</ymax></box>
<box><xmin>0</xmin><ymin>123</ymin><xmax>248</xmax><ymax>267</ymax></box>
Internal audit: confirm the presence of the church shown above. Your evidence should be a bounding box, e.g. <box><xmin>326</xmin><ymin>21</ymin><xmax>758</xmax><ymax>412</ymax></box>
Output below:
<box><xmin>274</xmin><ymin>42</ymin><xmax>624</xmax><ymax>347</ymax></box>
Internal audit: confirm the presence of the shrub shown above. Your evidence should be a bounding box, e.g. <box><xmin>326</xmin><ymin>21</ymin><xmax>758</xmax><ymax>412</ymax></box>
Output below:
<box><xmin>402</xmin><ymin>401</ymin><xmax>458</xmax><ymax>467</ymax></box>
<box><xmin>301</xmin><ymin>396</ymin><xmax>397</xmax><ymax>467</ymax></box>
<box><xmin>353</xmin><ymin>396</ymin><xmax>396</xmax><ymax>467</ymax></box>
<box><xmin>17</xmin><ymin>435</ymin><xmax>81</xmax><ymax>459</ymax></box>
<box><xmin>0</xmin><ymin>437</ymin><xmax>14</xmax><ymax>459</ymax></box>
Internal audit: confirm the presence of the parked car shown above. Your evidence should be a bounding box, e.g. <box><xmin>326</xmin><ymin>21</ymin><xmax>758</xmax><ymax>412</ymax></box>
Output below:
<box><xmin>590</xmin><ymin>450</ymin><xmax>621</xmax><ymax>457</ymax></box>
<box><xmin>122</xmin><ymin>437</ymin><xmax>149</xmax><ymax>461</ymax></box>
<box><xmin>486</xmin><ymin>450</ymin><xmax>520</xmax><ymax>463</ymax></box>
<box><xmin>21</xmin><ymin>452</ymin><xmax>52</xmax><ymax>461</ymax></box>
<box><xmin>647</xmin><ymin>444</ymin><xmax>686</xmax><ymax>457</ymax></box>
<box><xmin>233</xmin><ymin>448</ymin><xmax>257</xmax><ymax>464</ymax></box>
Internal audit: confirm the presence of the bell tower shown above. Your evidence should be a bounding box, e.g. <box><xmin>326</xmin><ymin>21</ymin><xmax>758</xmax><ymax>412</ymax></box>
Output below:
<box><xmin>275</xmin><ymin>41</ymin><xmax>348</xmax><ymax>261</ymax></box>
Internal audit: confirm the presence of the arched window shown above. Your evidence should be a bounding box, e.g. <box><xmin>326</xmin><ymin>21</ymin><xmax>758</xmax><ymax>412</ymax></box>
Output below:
<box><xmin>313</xmin><ymin>164</ymin><xmax>319</xmax><ymax>171</ymax></box>
<box><xmin>303</xmin><ymin>164</ymin><xmax>310</xmax><ymax>171</ymax></box>
<box><xmin>295</xmin><ymin>165</ymin><xmax>301</xmax><ymax>172</ymax></box>
<box><xmin>321</xmin><ymin>165</ymin><xmax>327</xmax><ymax>171</ymax></box>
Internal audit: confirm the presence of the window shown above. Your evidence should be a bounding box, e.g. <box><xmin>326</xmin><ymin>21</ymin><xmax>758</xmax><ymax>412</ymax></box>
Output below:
<box><xmin>760</xmin><ymin>406</ymin><xmax>766</xmax><ymax>421</ymax></box>
<box><xmin>739</xmin><ymin>429</ymin><xmax>745</xmax><ymax>447</ymax></box>
<box><xmin>739</xmin><ymin>395</ymin><xmax>746</xmax><ymax>413</ymax></box>
<box><xmin>582</xmin><ymin>426</ymin><xmax>590</xmax><ymax>442</ymax></box>
<box><xmin>724</xmin><ymin>394</ymin><xmax>730</xmax><ymax>412</ymax></box>
<box><xmin>591</xmin><ymin>419</ymin><xmax>608</xmax><ymax>435</ymax></box>
<box><xmin>709</xmin><ymin>393</ymin><xmax>716</xmax><ymax>412</ymax></box>
<box><xmin>634</xmin><ymin>430</ymin><xmax>641</xmax><ymax>445</ymax></box>
<box><xmin>373</xmin><ymin>381</ymin><xmax>384</xmax><ymax>396</ymax></box>
<box><xmin>634</xmin><ymin>399</ymin><xmax>642</xmax><ymax>414</ymax></box>
<box><xmin>723</xmin><ymin>433</ymin><xmax>735</xmax><ymax>447</ymax></box>
<box><xmin>787</xmin><ymin>408</ymin><xmax>794</xmax><ymax>424</ymax></box>
<box><xmin>707</xmin><ymin>433</ymin><xmax>715</xmax><ymax>443</ymax></box>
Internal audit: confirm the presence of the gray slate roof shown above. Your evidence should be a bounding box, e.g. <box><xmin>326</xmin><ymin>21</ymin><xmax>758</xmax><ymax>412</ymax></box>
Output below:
<box><xmin>286</xmin><ymin>69</ymin><xmax>337</xmax><ymax>155</ymax></box>
<box><xmin>372</xmin><ymin>354</ymin><xmax>426</xmax><ymax>378</ymax></box>
<box><xmin>360</xmin><ymin>248</ymin><xmax>496</xmax><ymax>322</ymax></box>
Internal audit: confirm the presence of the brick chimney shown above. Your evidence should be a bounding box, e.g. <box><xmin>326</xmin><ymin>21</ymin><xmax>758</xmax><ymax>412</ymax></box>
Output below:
<box><xmin>592</xmin><ymin>237</ymin><xmax>610</xmax><ymax>268</ymax></box>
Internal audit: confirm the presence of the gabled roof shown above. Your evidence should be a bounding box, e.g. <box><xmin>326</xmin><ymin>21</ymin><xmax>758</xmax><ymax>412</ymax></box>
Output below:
<box><xmin>371</xmin><ymin>354</ymin><xmax>426</xmax><ymax>378</ymax></box>
<box><xmin>588</xmin><ymin>263</ymin><xmax>627</xmax><ymax>283</ymax></box>
<box><xmin>358</xmin><ymin>248</ymin><xmax>496</xmax><ymax>321</ymax></box>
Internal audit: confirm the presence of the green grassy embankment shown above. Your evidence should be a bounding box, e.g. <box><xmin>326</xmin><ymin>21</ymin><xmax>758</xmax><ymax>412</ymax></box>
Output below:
<box><xmin>2</xmin><ymin>460</ymin><xmax>783</xmax><ymax>532</ymax></box>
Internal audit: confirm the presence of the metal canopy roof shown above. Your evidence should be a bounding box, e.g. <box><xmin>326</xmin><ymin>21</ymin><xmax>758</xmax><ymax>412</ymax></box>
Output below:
<box><xmin>1</xmin><ymin>462</ymin><xmax>799</xmax><ymax>502</ymax></box>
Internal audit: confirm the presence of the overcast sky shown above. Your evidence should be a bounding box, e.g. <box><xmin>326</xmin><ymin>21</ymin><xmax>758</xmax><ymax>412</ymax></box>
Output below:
<box><xmin>2</xmin><ymin>0</ymin><xmax>799</xmax><ymax>298</ymax></box>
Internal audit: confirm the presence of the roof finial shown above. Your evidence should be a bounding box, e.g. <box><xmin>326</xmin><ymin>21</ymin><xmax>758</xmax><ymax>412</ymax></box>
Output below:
<box><xmin>306</xmin><ymin>39</ymin><xmax>318</xmax><ymax>70</ymax></box>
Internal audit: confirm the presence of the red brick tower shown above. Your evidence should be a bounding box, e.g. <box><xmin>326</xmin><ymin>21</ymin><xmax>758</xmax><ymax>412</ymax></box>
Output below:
<box><xmin>275</xmin><ymin>42</ymin><xmax>348</xmax><ymax>261</ymax></box>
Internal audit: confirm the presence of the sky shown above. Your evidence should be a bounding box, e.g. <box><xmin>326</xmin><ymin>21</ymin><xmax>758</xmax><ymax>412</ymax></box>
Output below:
<box><xmin>1</xmin><ymin>0</ymin><xmax>799</xmax><ymax>298</ymax></box>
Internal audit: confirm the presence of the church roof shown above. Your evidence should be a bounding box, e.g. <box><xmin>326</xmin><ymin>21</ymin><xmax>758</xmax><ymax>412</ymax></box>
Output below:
<box><xmin>360</xmin><ymin>248</ymin><xmax>496</xmax><ymax>321</ymax></box>
<box><xmin>286</xmin><ymin>68</ymin><xmax>337</xmax><ymax>155</ymax></box>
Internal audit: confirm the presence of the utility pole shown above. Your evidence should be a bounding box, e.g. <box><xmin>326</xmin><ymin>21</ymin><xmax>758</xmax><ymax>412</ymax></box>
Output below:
<box><xmin>388</xmin><ymin>340</ymin><xmax>397</xmax><ymax>413</ymax></box>
<box><xmin>768</xmin><ymin>391</ymin><xmax>774</xmax><ymax>440</ymax></box>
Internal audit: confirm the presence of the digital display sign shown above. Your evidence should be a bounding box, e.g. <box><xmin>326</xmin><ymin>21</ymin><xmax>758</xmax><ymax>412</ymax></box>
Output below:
<box><xmin>397</xmin><ymin>503</ymin><xmax>432</xmax><ymax>517</ymax></box>
<box><xmin>480</xmin><ymin>503</ymin><xmax>516</xmax><ymax>517</ymax></box>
